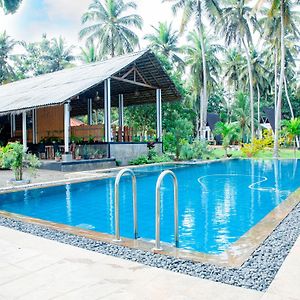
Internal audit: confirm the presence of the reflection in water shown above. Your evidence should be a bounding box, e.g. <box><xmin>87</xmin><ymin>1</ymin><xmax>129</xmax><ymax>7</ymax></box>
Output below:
<box><xmin>250</xmin><ymin>160</ymin><xmax>255</xmax><ymax>224</ymax></box>
<box><xmin>1</xmin><ymin>159</ymin><xmax>300</xmax><ymax>254</ymax></box>
<box><xmin>66</xmin><ymin>184</ymin><xmax>72</xmax><ymax>223</ymax></box>
<box><xmin>108</xmin><ymin>180</ymin><xmax>114</xmax><ymax>233</ymax></box>
<box><xmin>273</xmin><ymin>160</ymin><xmax>280</xmax><ymax>205</ymax></box>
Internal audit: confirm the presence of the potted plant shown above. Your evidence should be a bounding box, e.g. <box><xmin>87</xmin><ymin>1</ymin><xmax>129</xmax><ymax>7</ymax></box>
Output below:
<box><xmin>88</xmin><ymin>136</ymin><xmax>95</xmax><ymax>144</ymax></box>
<box><xmin>75</xmin><ymin>148</ymin><xmax>81</xmax><ymax>160</ymax></box>
<box><xmin>0</xmin><ymin>142</ymin><xmax>41</xmax><ymax>185</ymax></box>
<box><xmin>55</xmin><ymin>151</ymin><xmax>62</xmax><ymax>162</ymax></box>
<box><xmin>83</xmin><ymin>145</ymin><xmax>89</xmax><ymax>159</ymax></box>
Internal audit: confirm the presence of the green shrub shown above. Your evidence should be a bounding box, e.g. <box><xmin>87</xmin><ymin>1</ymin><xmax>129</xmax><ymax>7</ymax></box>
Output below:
<box><xmin>129</xmin><ymin>155</ymin><xmax>149</xmax><ymax>165</ymax></box>
<box><xmin>0</xmin><ymin>142</ymin><xmax>41</xmax><ymax>181</ymax></box>
<box><xmin>180</xmin><ymin>140</ymin><xmax>211</xmax><ymax>160</ymax></box>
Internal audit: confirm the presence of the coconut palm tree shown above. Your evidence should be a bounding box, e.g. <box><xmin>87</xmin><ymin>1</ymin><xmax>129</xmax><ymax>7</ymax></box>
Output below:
<box><xmin>184</xmin><ymin>30</ymin><xmax>223</xmax><ymax>138</ymax></box>
<box><xmin>0</xmin><ymin>31</ymin><xmax>17</xmax><ymax>84</ymax></box>
<box><xmin>220</xmin><ymin>0</ymin><xmax>260</xmax><ymax>143</ymax></box>
<box><xmin>232</xmin><ymin>91</ymin><xmax>252</xmax><ymax>143</ymax></box>
<box><xmin>80</xmin><ymin>42</ymin><xmax>101</xmax><ymax>63</ymax></box>
<box><xmin>214</xmin><ymin>121</ymin><xmax>240</xmax><ymax>156</ymax></box>
<box><xmin>144</xmin><ymin>22</ymin><xmax>184</xmax><ymax>71</ymax></box>
<box><xmin>46</xmin><ymin>36</ymin><xmax>75</xmax><ymax>72</ymax></box>
<box><xmin>282</xmin><ymin>117</ymin><xmax>300</xmax><ymax>156</ymax></box>
<box><xmin>79</xmin><ymin>0</ymin><xmax>143</xmax><ymax>58</ymax></box>
<box><xmin>223</xmin><ymin>48</ymin><xmax>246</xmax><ymax>92</ymax></box>
<box><xmin>0</xmin><ymin>0</ymin><xmax>22</xmax><ymax>14</ymax></box>
<box><xmin>164</xmin><ymin>0</ymin><xmax>222</xmax><ymax>138</ymax></box>
<box><xmin>257</xmin><ymin>0</ymin><xmax>300</xmax><ymax>157</ymax></box>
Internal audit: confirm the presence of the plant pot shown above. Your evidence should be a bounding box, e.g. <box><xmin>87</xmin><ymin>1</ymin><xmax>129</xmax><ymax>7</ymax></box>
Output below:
<box><xmin>246</xmin><ymin>153</ymin><xmax>252</xmax><ymax>158</ymax></box>
<box><xmin>75</xmin><ymin>156</ymin><xmax>82</xmax><ymax>160</ymax></box>
<box><xmin>55</xmin><ymin>157</ymin><xmax>61</xmax><ymax>162</ymax></box>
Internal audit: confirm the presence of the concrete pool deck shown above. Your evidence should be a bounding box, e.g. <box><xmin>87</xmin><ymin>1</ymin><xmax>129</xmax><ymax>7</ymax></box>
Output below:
<box><xmin>0</xmin><ymin>226</ymin><xmax>299</xmax><ymax>300</ymax></box>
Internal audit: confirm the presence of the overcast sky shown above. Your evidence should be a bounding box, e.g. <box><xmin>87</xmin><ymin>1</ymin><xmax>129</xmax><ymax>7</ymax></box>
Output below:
<box><xmin>0</xmin><ymin>0</ymin><xmax>185</xmax><ymax>49</ymax></box>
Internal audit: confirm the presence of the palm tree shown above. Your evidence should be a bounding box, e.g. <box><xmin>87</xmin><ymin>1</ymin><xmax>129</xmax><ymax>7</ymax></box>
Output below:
<box><xmin>0</xmin><ymin>0</ymin><xmax>22</xmax><ymax>14</ymax></box>
<box><xmin>79</xmin><ymin>0</ymin><xmax>143</xmax><ymax>58</ymax></box>
<box><xmin>232</xmin><ymin>91</ymin><xmax>252</xmax><ymax>143</ymax></box>
<box><xmin>214</xmin><ymin>121</ymin><xmax>240</xmax><ymax>156</ymax></box>
<box><xmin>164</xmin><ymin>0</ymin><xmax>222</xmax><ymax>138</ymax></box>
<box><xmin>46</xmin><ymin>36</ymin><xmax>75</xmax><ymax>72</ymax></box>
<box><xmin>184</xmin><ymin>31</ymin><xmax>223</xmax><ymax>138</ymax></box>
<box><xmin>223</xmin><ymin>48</ymin><xmax>246</xmax><ymax>92</ymax></box>
<box><xmin>80</xmin><ymin>42</ymin><xmax>101</xmax><ymax>63</ymax></box>
<box><xmin>220</xmin><ymin>0</ymin><xmax>261</xmax><ymax>143</ymax></box>
<box><xmin>239</xmin><ymin>48</ymin><xmax>270</xmax><ymax>131</ymax></box>
<box><xmin>144</xmin><ymin>22</ymin><xmax>184</xmax><ymax>70</ymax></box>
<box><xmin>257</xmin><ymin>0</ymin><xmax>300</xmax><ymax>157</ymax></box>
<box><xmin>282</xmin><ymin>117</ymin><xmax>300</xmax><ymax>156</ymax></box>
<box><xmin>0</xmin><ymin>31</ymin><xmax>17</xmax><ymax>84</ymax></box>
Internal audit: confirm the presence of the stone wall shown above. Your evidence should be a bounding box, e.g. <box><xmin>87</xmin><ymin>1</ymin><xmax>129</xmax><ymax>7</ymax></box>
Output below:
<box><xmin>109</xmin><ymin>142</ymin><xmax>163</xmax><ymax>165</ymax></box>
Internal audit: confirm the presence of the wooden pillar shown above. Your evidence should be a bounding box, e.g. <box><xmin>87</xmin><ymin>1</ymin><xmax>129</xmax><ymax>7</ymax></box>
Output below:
<box><xmin>64</xmin><ymin>101</ymin><xmax>71</xmax><ymax>153</ymax></box>
<box><xmin>10</xmin><ymin>114</ymin><xmax>15</xmax><ymax>138</ymax></box>
<box><xmin>22</xmin><ymin>111</ymin><xmax>27</xmax><ymax>151</ymax></box>
<box><xmin>156</xmin><ymin>89</ymin><xmax>162</xmax><ymax>142</ymax></box>
<box><xmin>104</xmin><ymin>78</ymin><xmax>111</xmax><ymax>142</ymax></box>
<box><xmin>32</xmin><ymin>109</ymin><xmax>37</xmax><ymax>144</ymax></box>
<box><xmin>118</xmin><ymin>94</ymin><xmax>124</xmax><ymax>128</ymax></box>
<box><xmin>88</xmin><ymin>98</ymin><xmax>93</xmax><ymax>125</ymax></box>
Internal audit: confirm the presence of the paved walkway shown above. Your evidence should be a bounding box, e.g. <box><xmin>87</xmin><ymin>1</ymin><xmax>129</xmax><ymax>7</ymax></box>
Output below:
<box><xmin>0</xmin><ymin>226</ymin><xmax>263</xmax><ymax>300</ymax></box>
<box><xmin>0</xmin><ymin>169</ymin><xmax>66</xmax><ymax>189</ymax></box>
<box><xmin>0</xmin><ymin>226</ymin><xmax>299</xmax><ymax>299</ymax></box>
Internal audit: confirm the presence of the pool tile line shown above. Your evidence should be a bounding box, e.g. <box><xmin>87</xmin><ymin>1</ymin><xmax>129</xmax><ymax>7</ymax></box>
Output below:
<box><xmin>0</xmin><ymin>201</ymin><xmax>299</xmax><ymax>292</ymax></box>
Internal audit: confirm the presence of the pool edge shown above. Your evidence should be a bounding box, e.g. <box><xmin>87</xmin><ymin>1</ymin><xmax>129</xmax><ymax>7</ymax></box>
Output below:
<box><xmin>0</xmin><ymin>186</ymin><xmax>299</xmax><ymax>268</ymax></box>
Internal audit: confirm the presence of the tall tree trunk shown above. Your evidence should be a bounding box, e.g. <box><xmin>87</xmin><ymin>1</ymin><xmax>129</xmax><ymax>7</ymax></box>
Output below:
<box><xmin>197</xmin><ymin>0</ymin><xmax>208</xmax><ymax>139</ymax></box>
<box><xmin>257</xmin><ymin>84</ymin><xmax>261</xmax><ymax>138</ymax></box>
<box><xmin>284</xmin><ymin>75</ymin><xmax>299</xmax><ymax>148</ymax></box>
<box><xmin>242</xmin><ymin>38</ymin><xmax>255</xmax><ymax>143</ymax></box>
<box><xmin>273</xmin><ymin>0</ymin><xmax>285</xmax><ymax>158</ymax></box>
<box><xmin>284</xmin><ymin>75</ymin><xmax>294</xmax><ymax>119</ymax></box>
<box><xmin>274</xmin><ymin>47</ymin><xmax>278</xmax><ymax>111</ymax></box>
<box><xmin>111</xmin><ymin>32</ymin><xmax>115</xmax><ymax>57</ymax></box>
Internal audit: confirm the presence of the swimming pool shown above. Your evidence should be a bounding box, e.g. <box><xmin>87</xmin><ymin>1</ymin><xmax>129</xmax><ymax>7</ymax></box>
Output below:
<box><xmin>0</xmin><ymin>159</ymin><xmax>299</xmax><ymax>254</ymax></box>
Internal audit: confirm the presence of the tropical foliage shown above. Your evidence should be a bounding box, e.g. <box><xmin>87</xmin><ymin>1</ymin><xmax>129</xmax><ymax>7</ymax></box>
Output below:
<box><xmin>0</xmin><ymin>0</ymin><xmax>22</xmax><ymax>14</ymax></box>
<box><xmin>0</xmin><ymin>142</ymin><xmax>40</xmax><ymax>181</ymax></box>
<box><xmin>79</xmin><ymin>0</ymin><xmax>143</xmax><ymax>57</ymax></box>
<box><xmin>1</xmin><ymin>0</ymin><xmax>300</xmax><ymax>159</ymax></box>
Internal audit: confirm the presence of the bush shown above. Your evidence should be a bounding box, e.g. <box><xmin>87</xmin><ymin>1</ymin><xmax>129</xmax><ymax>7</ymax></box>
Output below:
<box><xmin>180</xmin><ymin>140</ymin><xmax>211</xmax><ymax>160</ymax></box>
<box><xmin>129</xmin><ymin>155</ymin><xmax>149</xmax><ymax>165</ymax></box>
<box><xmin>129</xmin><ymin>152</ymin><xmax>172</xmax><ymax>165</ymax></box>
<box><xmin>0</xmin><ymin>142</ymin><xmax>41</xmax><ymax>181</ymax></box>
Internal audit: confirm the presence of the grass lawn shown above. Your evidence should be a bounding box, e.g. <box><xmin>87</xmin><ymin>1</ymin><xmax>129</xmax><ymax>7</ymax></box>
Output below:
<box><xmin>210</xmin><ymin>147</ymin><xmax>300</xmax><ymax>159</ymax></box>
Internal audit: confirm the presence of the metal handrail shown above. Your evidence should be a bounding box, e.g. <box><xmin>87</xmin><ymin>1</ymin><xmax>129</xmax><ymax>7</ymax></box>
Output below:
<box><xmin>153</xmin><ymin>170</ymin><xmax>178</xmax><ymax>251</ymax></box>
<box><xmin>114</xmin><ymin>168</ymin><xmax>137</xmax><ymax>242</ymax></box>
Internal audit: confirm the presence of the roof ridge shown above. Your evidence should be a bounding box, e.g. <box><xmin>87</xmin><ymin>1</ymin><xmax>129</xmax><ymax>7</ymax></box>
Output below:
<box><xmin>0</xmin><ymin>49</ymin><xmax>150</xmax><ymax>88</ymax></box>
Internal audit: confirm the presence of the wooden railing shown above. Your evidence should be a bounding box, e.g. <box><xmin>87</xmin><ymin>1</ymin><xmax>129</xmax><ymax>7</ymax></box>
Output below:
<box><xmin>14</xmin><ymin>125</ymin><xmax>157</xmax><ymax>144</ymax></box>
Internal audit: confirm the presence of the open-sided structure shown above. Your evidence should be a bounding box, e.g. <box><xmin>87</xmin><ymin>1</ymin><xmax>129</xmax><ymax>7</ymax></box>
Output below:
<box><xmin>0</xmin><ymin>50</ymin><xmax>181</xmax><ymax>167</ymax></box>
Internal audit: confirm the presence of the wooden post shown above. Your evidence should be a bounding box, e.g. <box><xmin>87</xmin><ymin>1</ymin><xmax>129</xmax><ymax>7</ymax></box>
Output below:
<box><xmin>32</xmin><ymin>109</ymin><xmax>37</xmax><ymax>144</ymax></box>
<box><xmin>156</xmin><ymin>89</ymin><xmax>162</xmax><ymax>142</ymax></box>
<box><xmin>64</xmin><ymin>101</ymin><xmax>70</xmax><ymax>153</ymax></box>
<box><xmin>104</xmin><ymin>79</ymin><xmax>111</xmax><ymax>142</ymax></box>
<box><xmin>10</xmin><ymin>114</ymin><xmax>15</xmax><ymax>138</ymax></box>
<box><xmin>88</xmin><ymin>98</ymin><xmax>93</xmax><ymax>125</ymax></box>
<box><xmin>22</xmin><ymin>111</ymin><xmax>27</xmax><ymax>151</ymax></box>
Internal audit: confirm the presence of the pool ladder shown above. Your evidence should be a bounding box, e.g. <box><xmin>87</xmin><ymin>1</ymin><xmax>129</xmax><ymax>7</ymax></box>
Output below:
<box><xmin>113</xmin><ymin>168</ymin><xmax>179</xmax><ymax>251</ymax></box>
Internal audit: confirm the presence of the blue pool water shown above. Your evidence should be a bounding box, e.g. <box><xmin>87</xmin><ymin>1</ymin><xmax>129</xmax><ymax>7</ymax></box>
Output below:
<box><xmin>0</xmin><ymin>159</ymin><xmax>299</xmax><ymax>254</ymax></box>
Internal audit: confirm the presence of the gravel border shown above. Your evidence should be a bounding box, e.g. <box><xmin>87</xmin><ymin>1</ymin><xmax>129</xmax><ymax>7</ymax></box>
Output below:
<box><xmin>0</xmin><ymin>202</ymin><xmax>299</xmax><ymax>292</ymax></box>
